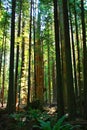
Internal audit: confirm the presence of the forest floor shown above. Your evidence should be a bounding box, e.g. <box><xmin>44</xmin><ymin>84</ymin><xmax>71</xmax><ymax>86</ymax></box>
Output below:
<box><xmin>0</xmin><ymin>104</ymin><xmax>57</xmax><ymax>130</ymax></box>
<box><xmin>0</xmin><ymin>109</ymin><xmax>17</xmax><ymax>130</ymax></box>
<box><xmin>0</xmin><ymin>104</ymin><xmax>87</xmax><ymax>130</ymax></box>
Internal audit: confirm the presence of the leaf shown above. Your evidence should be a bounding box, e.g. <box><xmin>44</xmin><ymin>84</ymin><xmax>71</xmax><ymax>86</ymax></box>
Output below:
<box><xmin>53</xmin><ymin>115</ymin><xmax>67</xmax><ymax>130</ymax></box>
<box><xmin>38</xmin><ymin>120</ymin><xmax>52</xmax><ymax>130</ymax></box>
<box><xmin>60</xmin><ymin>124</ymin><xmax>73</xmax><ymax>130</ymax></box>
<box><xmin>70</xmin><ymin>125</ymin><xmax>80</xmax><ymax>129</ymax></box>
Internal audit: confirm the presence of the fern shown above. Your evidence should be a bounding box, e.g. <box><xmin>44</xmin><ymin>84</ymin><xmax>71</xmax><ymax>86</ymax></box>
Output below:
<box><xmin>53</xmin><ymin>114</ymin><xmax>68</xmax><ymax>130</ymax></box>
<box><xmin>37</xmin><ymin>120</ymin><xmax>52</xmax><ymax>130</ymax></box>
<box><xmin>34</xmin><ymin>114</ymin><xmax>80</xmax><ymax>130</ymax></box>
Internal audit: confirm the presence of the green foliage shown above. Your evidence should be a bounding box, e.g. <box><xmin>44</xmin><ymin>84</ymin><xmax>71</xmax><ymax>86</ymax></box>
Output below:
<box><xmin>53</xmin><ymin>114</ymin><xmax>68</xmax><ymax>130</ymax></box>
<box><xmin>9</xmin><ymin>109</ymin><xmax>50</xmax><ymax>130</ymax></box>
<box><xmin>10</xmin><ymin>108</ymin><xmax>50</xmax><ymax>128</ymax></box>
<box><xmin>10</xmin><ymin>112</ymin><xmax>25</xmax><ymax>121</ymax></box>
<box><xmin>10</xmin><ymin>112</ymin><xmax>26</xmax><ymax>129</ymax></box>
<box><xmin>25</xmin><ymin>108</ymin><xmax>51</xmax><ymax>122</ymax></box>
<box><xmin>25</xmin><ymin>108</ymin><xmax>41</xmax><ymax>120</ymax></box>
<box><xmin>35</xmin><ymin>120</ymin><xmax>52</xmax><ymax>130</ymax></box>
<box><xmin>34</xmin><ymin>114</ymin><xmax>80</xmax><ymax>130</ymax></box>
<box><xmin>10</xmin><ymin>111</ymin><xmax>81</xmax><ymax>130</ymax></box>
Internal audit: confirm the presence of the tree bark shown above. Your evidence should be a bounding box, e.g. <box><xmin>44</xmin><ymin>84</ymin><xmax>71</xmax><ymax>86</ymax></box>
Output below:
<box><xmin>62</xmin><ymin>0</ymin><xmax>76</xmax><ymax>118</ymax></box>
<box><xmin>7</xmin><ymin>0</ymin><xmax>16</xmax><ymax>113</ymax></box>
<box><xmin>27</xmin><ymin>0</ymin><xmax>32</xmax><ymax>106</ymax></box>
<box><xmin>53</xmin><ymin>0</ymin><xmax>64</xmax><ymax>118</ymax></box>
<box><xmin>15</xmin><ymin>0</ymin><xmax>22</xmax><ymax>110</ymax></box>
<box><xmin>81</xmin><ymin>0</ymin><xmax>87</xmax><ymax>119</ymax></box>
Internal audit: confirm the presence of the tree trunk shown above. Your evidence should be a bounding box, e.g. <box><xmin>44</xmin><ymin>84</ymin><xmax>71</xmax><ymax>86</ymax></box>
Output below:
<box><xmin>53</xmin><ymin>0</ymin><xmax>64</xmax><ymax>118</ymax></box>
<box><xmin>69</xmin><ymin>5</ymin><xmax>78</xmax><ymax>99</ymax></box>
<box><xmin>34</xmin><ymin>6</ymin><xmax>44</xmax><ymax>102</ymax></box>
<box><xmin>7</xmin><ymin>0</ymin><xmax>16</xmax><ymax>113</ymax></box>
<box><xmin>27</xmin><ymin>0</ymin><xmax>32</xmax><ymax>106</ymax></box>
<box><xmin>59</xmin><ymin>0</ymin><xmax>68</xmax><ymax>113</ymax></box>
<box><xmin>81</xmin><ymin>0</ymin><xmax>87</xmax><ymax>119</ymax></box>
<box><xmin>33</xmin><ymin>0</ymin><xmax>37</xmax><ymax>100</ymax></box>
<box><xmin>15</xmin><ymin>0</ymin><xmax>22</xmax><ymax>110</ymax></box>
<box><xmin>62</xmin><ymin>0</ymin><xmax>76</xmax><ymax>118</ymax></box>
<box><xmin>74</xmin><ymin>0</ymin><xmax>82</xmax><ymax>115</ymax></box>
<box><xmin>52</xmin><ymin>62</ymin><xmax>57</xmax><ymax>104</ymax></box>
<box><xmin>1</xmin><ymin>35</ymin><xmax>6</xmax><ymax>107</ymax></box>
<box><xmin>0</xmin><ymin>34</ymin><xmax>4</xmax><ymax>89</ymax></box>
<box><xmin>18</xmin><ymin>20</ymin><xmax>25</xmax><ymax>107</ymax></box>
<box><xmin>47</xmin><ymin>26</ymin><xmax>51</xmax><ymax>105</ymax></box>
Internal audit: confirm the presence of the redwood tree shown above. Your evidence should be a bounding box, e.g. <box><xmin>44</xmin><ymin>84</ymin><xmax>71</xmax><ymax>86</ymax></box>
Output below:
<box><xmin>53</xmin><ymin>0</ymin><xmax>64</xmax><ymax>118</ymax></box>
<box><xmin>81</xmin><ymin>0</ymin><xmax>87</xmax><ymax>119</ymax></box>
<box><xmin>62</xmin><ymin>0</ymin><xmax>76</xmax><ymax>118</ymax></box>
<box><xmin>7</xmin><ymin>0</ymin><xmax>16</xmax><ymax>113</ymax></box>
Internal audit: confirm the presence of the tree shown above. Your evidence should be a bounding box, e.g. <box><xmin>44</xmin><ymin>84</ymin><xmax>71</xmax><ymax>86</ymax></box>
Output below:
<box><xmin>27</xmin><ymin>0</ymin><xmax>32</xmax><ymax>106</ymax></box>
<box><xmin>1</xmin><ymin>34</ymin><xmax>6</xmax><ymax>107</ymax></box>
<box><xmin>81</xmin><ymin>0</ymin><xmax>87</xmax><ymax>119</ymax></box>
<box><xmin>34</xmin><ymin>1</ymin><xmax>44</xmax><ymax>102</ymax></box>
<box><xmin>58</xmin><ymin>0</ymin><xmax>68</xmax><ymax>111</ymax></box>
<box><xmin>62</xmin><ymin>0</ymin><xmax>76</xmax><ymax>118</ymax></box>
<box><xmin>15</xmin><ymin>0</ymin><xmax>22</xmax><ymax>108</ymax></box>
<box><xmin>7</xmin><ymin>0</ymin><xmax>16</xmax><ymax>113</ymax></box>
<box><xmin>53</xmin><ymin>0</ymin><xmax>64</xmax><ymax>118</ymax></box>
<box><xmin>69</xmin><ymin>4</ymin><xmax>78</xmax><ymax>113</ymax></box>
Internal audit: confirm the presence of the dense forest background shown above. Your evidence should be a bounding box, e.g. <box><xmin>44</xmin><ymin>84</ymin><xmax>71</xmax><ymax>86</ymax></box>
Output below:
<box><xmin>0</xmin><ymin>0</ymin><xmax>87</xmax><ymax>121</ymax></box>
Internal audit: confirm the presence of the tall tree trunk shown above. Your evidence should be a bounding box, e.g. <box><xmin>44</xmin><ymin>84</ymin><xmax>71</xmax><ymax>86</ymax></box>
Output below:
<box><xmin>52</xmin><ymin>62</ymin><xmax>57</xmax><ymax>104</ymax></box>
<box><xmin>1</xmin><ymin>35</ymin><xmax>6</xmax><ymax>107</ymax></box>
<box><xmin>69</xmin><ymin>6</ymin><xmax>79</xmax><ymax>116</ymax></box>
<box><xmin>15</xmin><ymin>0</ymin><xmax>22</xmax><ymax>109</ymax></box>
<box><xmin>33</xmin><ymin>0</ymin><xmax>37</xmax><ymax>100</ymax></box>
<box><xmin>81</xmin><ymin>0</ymin><xmax>87</xmax><ymax>119</ymax></box>
<box><xmin>74</xmin><ymin>0</ymin><xmax>82</xmax><ymax>115</ymax></box>
<box><xmin>47</xmin><ymin>26</ymin><xmax>51</xmax><ymax>105</ymax></box>
<box><xmin>27</xmin><ymin>0</ymin><xmax>32</xmax><ymax>106</ymax></box>
<box><xmin>59</xmin><ymin>0</ymin><xmax>68</xmax><ymax>112</ymax></box>
<box><xmin>69</xmin><ymin>8</ymin><xmax>78</xmax><ymax>99</ymax></box>
<box><xmin>62</xmin><ymin>0</ymin><xmax>76</xmax><ymax>118</ymax></box>
<box><xmin>35</xmin><ymin>8</ymin><xmax>44</xmax><ymax>102</ymax></box>
<box><xmin>0</xmin><ymin>0</ymin><xmax>3</xmax><ymax>86</ymax></box>
<box><xmin>53</xmin><ymin>0</ymin><xmax>64</xmax><ymax>118</ymax></box>
<box><xmin>69</xmin><ymin>7</ymin><xmax>78</xmax><ymax>115</ymax></box>
<box><xmin>18</xmin><ymin>20</ymin><xmax>25</xmax><ymax>108</ymax></box>
<box><xmin>0</xmin><ymin>34</ymin><xmax>3</xmax><ymax>89</ymax></box>
<box><xmin>7</xmin><ymin>0</ymin><xmax>16</xmax><ymax>113</ymax></box>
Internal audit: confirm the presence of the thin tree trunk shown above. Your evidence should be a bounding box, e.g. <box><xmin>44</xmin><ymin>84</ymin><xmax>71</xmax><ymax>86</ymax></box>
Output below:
<box><xmin>47</xmin><ymin>27</ymin><xmax>51</xmax><ymax>105</ymax></box>
<box><xmin>81</xmin><ymin>0</ymin><xmax>87</xmax><ymax>119</ymax></box>
<box><xmin>74</xmin><ymin>0</ymin><xmax>82</xmax><ymax>115</ymax></box>
<box><xmin>69</xmin><ymin>7</ymin><xmax>78</xmax><ymax>99</ymax></box>
<box><xmin>0</xmin><ymin>34</ymin><xmax>4</xmax><ymax>89</ymax></box>
<box><xmin>33</xmin><ymin>0</ymin><xmax>36</xmax><ymax>99</ymax></box>
<box><xmin>52</xmin><ymin>62</ymin><xmax>57</xmax><ymax>104</ymax></box>
<box><xmin>27</xmin><ymin>0</ymin><xmax>32</xmax><ymax>106</ymax></box>
<box><xmin>2</xmin><ymin>35</ymin><xmax>6</xmax><ymax>107</ymax></box>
